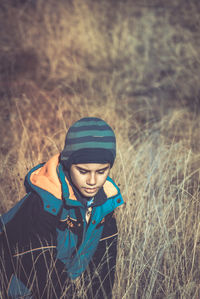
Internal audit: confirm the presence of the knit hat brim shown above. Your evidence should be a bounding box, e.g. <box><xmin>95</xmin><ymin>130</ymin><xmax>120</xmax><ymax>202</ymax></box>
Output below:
<box><xmin>61</xmin><ymin>148</ymin><xmax>114</xmax><ymax>170</ymax></box>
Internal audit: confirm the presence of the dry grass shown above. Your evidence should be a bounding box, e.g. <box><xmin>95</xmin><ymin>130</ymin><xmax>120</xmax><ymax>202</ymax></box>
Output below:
<box><xmin>0</xmin><ymin>0</ymin><xmax>200</xmax><ymax>298</ymax></box>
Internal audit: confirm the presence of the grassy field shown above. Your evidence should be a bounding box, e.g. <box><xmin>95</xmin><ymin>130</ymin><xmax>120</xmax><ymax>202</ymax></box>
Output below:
<box><xmin>0</xmin><ymin>0</ymin><xmax>200</xmax><ymax>298</ymax></box>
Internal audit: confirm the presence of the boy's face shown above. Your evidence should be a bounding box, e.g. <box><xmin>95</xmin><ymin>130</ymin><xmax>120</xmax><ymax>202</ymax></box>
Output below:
<box><xmin>70</xmin><ymin>163</ymin><xmax>110</xmax><ymax>198</ymax></box>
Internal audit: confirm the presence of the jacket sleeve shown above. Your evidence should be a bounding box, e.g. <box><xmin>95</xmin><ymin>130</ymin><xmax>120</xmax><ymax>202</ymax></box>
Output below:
<box><xmin>0</xmin><ymin>191</ymin><xmax>70</xmax><ymax>298</ymax></box>
<box><xmin>83</xmin><ymin>212</ymin><xmax>118</xmax><ymax>299</ymax></box>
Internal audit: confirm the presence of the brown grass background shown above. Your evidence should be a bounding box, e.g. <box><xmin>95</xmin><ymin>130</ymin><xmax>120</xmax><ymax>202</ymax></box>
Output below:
<box><xmin>0</xmin><ymin>0</ymin><xmax>200</xmax><ymax>298</ymax></box>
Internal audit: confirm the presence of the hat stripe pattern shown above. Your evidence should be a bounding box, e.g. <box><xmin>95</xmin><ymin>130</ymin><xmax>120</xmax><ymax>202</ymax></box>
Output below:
<box><xmin>61</xmin><ymin>143</ymin><xmax>115</xmax><ymax>160</ymax></box>
<box><xmin>67</xmin><ymin>136</ymin><xmax>115</xmax><ymax>145</ymax></box>
<box><xmin>67</xmin><ymin>130</ymin><xmax>115</xmax><ymax>138</ymax></box>
<box><xmin>70</xmin><ymin>119</ymin><xmax>107</xmax><ymax>127</ymax></box>
<box><xmin>69</xmin><ymin>125</ymin><xmax>110</xmax><ymax>132</ymax></box>
<box><xmin>60</xmin><ymin>117</ymin><xmax>116</xmax><ymax>164</ymax></box>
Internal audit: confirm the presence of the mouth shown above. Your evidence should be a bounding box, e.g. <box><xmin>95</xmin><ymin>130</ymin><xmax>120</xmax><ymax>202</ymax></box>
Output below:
<box><xmin>84</xmin><ymin>188</ymin><xmax>97</xmax><ymax>194</ymax></box>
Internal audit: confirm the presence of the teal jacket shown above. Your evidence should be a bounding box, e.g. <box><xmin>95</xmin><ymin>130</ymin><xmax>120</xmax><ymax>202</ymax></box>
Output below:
<box><xmin>0</xmin><ymin>154</ymin><xmax>124</xmax><ymax>298</ymax></box>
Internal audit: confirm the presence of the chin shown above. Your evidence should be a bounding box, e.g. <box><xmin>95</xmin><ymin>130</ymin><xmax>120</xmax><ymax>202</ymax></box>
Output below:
<box><xmin>84</xmin><ymin>192</ymin><xmax>97</xmax><ymax>197</ymax></box>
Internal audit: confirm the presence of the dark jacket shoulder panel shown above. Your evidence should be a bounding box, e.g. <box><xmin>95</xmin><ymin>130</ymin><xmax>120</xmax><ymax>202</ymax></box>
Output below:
<box><xmin>0</xmin><ymin>192</ymin><xmax>59</xmax><ymax>253</ymax></box>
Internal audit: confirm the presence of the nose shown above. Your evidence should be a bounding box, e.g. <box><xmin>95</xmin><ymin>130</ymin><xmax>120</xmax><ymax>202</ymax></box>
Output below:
<box><xmin>87</xmin><ymin>173</ymin><xmax>96</xmax><ymax>186</ymax></box>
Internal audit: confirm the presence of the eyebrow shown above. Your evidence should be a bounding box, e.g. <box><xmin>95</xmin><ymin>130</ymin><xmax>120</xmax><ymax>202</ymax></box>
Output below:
<box><xmin>76</xmin><ymin>166</ymin><xmax>110</xmax><ymax>172</ymax></box>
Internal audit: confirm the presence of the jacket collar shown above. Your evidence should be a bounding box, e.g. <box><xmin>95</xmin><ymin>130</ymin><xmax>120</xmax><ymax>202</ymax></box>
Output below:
<box><xmin>25</xmin><ymin>154</ymin><xmax>124</xmax><ymax>216</ymax></box>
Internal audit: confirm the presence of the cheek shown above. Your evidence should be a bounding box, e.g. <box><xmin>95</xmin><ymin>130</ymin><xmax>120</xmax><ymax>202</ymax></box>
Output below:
<box><xmin>98</xmin><ymin>174</ymin><xmax>109</xmax><ymax>186</ymax></box>
<box><xmin>70</xmin><ymin>172</ymin><xmax>79</xmax><ymax>186</ymax></box>
<box><xmin>73</xmin><ymin>173</ymin><xmax>85</xmax><ymax>187</ymax></box>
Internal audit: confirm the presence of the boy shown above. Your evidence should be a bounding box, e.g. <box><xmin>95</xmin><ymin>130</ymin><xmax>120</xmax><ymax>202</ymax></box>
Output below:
<box><xmin>0</xmin><ymin>117</ymin><xmax>124</xmax><ymax>298</ymax></box>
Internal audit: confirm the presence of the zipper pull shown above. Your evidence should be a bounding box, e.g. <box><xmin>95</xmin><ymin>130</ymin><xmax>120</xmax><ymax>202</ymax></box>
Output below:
<box><xmin>85</xmin><ymin>207</ymin><xmax>92</xmax><ymax>223</ymax></box>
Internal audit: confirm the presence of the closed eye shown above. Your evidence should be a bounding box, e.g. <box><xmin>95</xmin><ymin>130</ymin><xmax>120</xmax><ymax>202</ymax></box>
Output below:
<box><xmin>97</xmin><ymin>170</ymin><xmax>106</xmax><ymax>174</ymax></box>
<box><xmin>75</xmin><ymin>165</ymin><xmax>110</xmax><ymax>175</ymax></box>
<box><xmin>79</xmin><ymin>169</ymin><xmax>88</xmax><ymax>174</ymax></box>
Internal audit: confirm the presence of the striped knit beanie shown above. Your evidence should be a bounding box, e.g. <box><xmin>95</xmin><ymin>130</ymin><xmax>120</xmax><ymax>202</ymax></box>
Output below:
<box><xmin>60</xmin><ymin>117</ymin><xmax>116</xmax><ymax>169</ymax></box>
